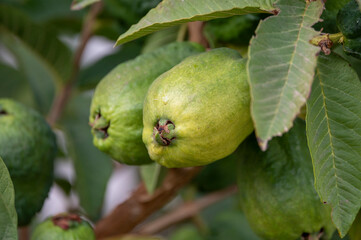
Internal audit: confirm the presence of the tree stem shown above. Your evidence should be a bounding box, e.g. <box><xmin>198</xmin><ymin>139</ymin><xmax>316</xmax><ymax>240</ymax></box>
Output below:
<box><xmin>47</xmin><ymin>2</ymin><xmax>103</xmax><ymax>126</ymax></box>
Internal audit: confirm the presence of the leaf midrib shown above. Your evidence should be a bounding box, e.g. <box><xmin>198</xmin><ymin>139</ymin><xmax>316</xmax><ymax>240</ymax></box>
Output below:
<box><xmin>265</xmin><ymin>3</ymin><xmax>309</xmax><ymax>141</ymax></box>
<box><xmin>317</xmin><ymin>67</ymin><xmax>341</xmax><ymax>208</ymax></box>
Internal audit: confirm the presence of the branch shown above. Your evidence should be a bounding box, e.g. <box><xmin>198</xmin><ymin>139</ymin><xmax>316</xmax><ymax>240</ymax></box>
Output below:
<box><xmin>187</xmin><ymin>21</ymin><xmax>209</xmax><ymax>48</ymax></box>
<box><xmin>47</xmin><ymin>2</ymin><xmax>103</xmax><ymax>126</ymax></box>
<box><xmin>137</xmin><ymin>185</ymin><xmax>238</xmax><ymax>235</ymax></box>
<box><xmin>94</xmin><ymin>167</ymin><xmax>202</xmax><ymax>239</ymax></box>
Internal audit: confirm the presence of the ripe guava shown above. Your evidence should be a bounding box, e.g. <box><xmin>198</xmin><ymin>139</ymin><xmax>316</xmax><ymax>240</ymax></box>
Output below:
<box><xmin>89</xmin><ymin>42</ymin><xmax>204</xmax><ymax>165</ymax></box>
<box><xmin>0</xmin><ymin>99</ymin><xmax>56</xmax><ymax>226</ymax></box>
<box><xmin>142</xmin><ymin>48</ymin><xmax>253</xmax><ymax>168</ymax></box>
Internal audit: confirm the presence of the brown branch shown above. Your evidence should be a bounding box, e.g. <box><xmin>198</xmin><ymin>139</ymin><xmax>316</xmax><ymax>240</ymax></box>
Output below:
<box><xmin>47</xmin><ymin>2</ymin><xmax>103</xmax><ymax>126</ymax></box>
<box><xmin>187</xmin><ymin>21</ymin><xmax>209</xmax><ymax>48</ymax></box>
<box><xmin>94</xmin><ymin>167</ymin><xmax>202</xmax><ymax>239</ymax></box>
<box><xmin>136</xmin><ymin>185</ymin><xmax>238</xmax><ymax>235</ymax></box>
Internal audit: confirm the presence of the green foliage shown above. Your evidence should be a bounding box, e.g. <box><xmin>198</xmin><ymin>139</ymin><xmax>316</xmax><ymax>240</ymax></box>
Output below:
<box><xmin>0</xmin><ymin>99</ymin><xmax>56</xmax><ymax>226</ymax></box>
<box><xmin>306</xmin><ymin>53</ymin><xmax>361</xmax><ymax>237</ymax></box>
<box><xmin>62</xmin><ymin>93</ymin><xmax>113</xmax><ymax>221</ymax></box>
<box><xmin>115</xmin><ymin>0</ymin><xmax>276</xmax><ymax>45</ymax></box>
<box><xmin>140</xmin><ymin>163</ymin><xmax>167</xmax><ymax>194</ymax></box>
<box><xmin>0</xmin><ymin>156</ymin><xmax>18</xmax><ymax>240</ymax></box>
<box><xmin>247</xmin><ymin>0</ymin><xmax>323</xmax><ymax>150</ymax></box>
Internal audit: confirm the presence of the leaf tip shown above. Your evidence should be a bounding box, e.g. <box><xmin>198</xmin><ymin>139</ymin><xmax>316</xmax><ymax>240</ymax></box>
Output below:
<box><xmin>257</xmin><ymin>138</ymin><xmax>268</xmax><ymax>151</ymax></box>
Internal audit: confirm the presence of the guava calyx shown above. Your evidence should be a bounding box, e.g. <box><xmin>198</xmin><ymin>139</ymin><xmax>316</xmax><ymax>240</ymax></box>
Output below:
<box><xmin>301</xmin><ymin>227</ymin><xmax>324</xmax><ymax>240</ymax></box>
<box><xmin>52</xmin><ymin>213</ymin><xmax>83</xmax><ymax>230</ymax></box>
<box><xmin>90</xmin><ymin>113</ymin><xmax>110</xmax><ymax>139</ymax></box>
<box><xmin>153</xmin><ymin>119</ymin><xmax>176</xmax><ymax>146</ymax></box>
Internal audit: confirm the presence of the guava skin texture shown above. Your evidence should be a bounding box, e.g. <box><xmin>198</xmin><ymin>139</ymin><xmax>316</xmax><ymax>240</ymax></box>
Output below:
<box><xmin>31</xmin><ymin>213</ymin><xmax>95</xmax><ymax>240</ymax></box>
<box><xmin>237</xmin><ymin>119</ymin><xmax>334</xmax><ymax>240</ymax></box>
<box><xmin>90</xmin><ymin>42</ymin><xmax>204</xmax><ymax>165</ymax></box>
<box><xmin>0</xmin><ymin>99</ymin><xmax>56</xmax><ymax>226</ymax></box>
<box><xmin>142</xmin><ymin>48</ymin><xmax>253</xmax><ymax>168</ymax></box>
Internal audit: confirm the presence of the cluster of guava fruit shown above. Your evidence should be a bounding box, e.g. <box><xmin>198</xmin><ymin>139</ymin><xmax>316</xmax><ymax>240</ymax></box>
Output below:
<box><xmin>89</xmin><ymin>40</ymin><xmax>337</xmax><ymax>239</ymax></box>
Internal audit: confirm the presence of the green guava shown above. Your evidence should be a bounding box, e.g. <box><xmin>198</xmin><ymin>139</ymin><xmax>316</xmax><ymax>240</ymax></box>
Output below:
<box><xmin>237</xmin><ymin>119</ymin><xmax>334</xmax><ymax>240</ymax></box>
<box><xmin>89</xmin><ymin>42</ymin><xmax>204</xmax><ymax>165</ymax></box>
<box><xmin>337</xmin><ymin>0</ymin><xmax>361</xmax><ymax>59</ymax></box>
<box><xmin>31</xmin><ymin>213</ymin><xmax>95</xmax><ymax>240</ymax></box>
<box><xmin>0</xmin><ymin>99</ymin><xmax>56</xmax><ymax>226</ymax></box>
<box><xmin>142</xmin><ymin>48</ymin><xmax>253</xmax><ymax>168</ymax></box>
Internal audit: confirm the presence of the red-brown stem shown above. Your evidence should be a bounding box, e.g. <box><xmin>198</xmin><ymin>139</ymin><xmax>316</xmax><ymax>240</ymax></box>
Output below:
<box><xmin>187</xmin><ymin>21</ymin><xmax>209</xmax><ymax>48</ymax></box>
<box><xmin>94</xmin><ymin>167</ymin><xmax>202</xmax><ymax>239</ymax></box>
<box><xmin>137</xmin><ymin>185</ymin><xmax>238</xmax><ymax>235</ymax></box>
<box><xmin>47</xmin><ymin>2</ymin><xmax>103</xmax><ymax>126</ymax></box>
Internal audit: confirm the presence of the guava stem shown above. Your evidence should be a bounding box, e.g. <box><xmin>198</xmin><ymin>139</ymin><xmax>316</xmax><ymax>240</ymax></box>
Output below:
<box><xmin>153</xmin><ymin>119</ymin><xmax>176</xmax><ymax>146</ymax></box>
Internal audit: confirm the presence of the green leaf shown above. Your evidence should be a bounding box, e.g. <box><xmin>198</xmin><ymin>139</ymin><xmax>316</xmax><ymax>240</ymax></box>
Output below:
<box><xmin>115</xmin><ymin>0</ymin><xmax>276</xmax><ymax>46</ymax></box>
<box><xmin>140</xmin><ymin>163</ymin><xmax>167</xmax><ymax>194</ymax></box>
<box><xmin>349</xmin><ymin>210</ymin><xmax>361</xmax><ymax>240</ymax></box>
<box><xmin>77</xmin><ymin>42</ymin><xmax>142</xmax><ymax>90</ymax></box>
<box><xmin>71</xmin><ymin>0</ymin><xmax>100</xmax><ymax>10</ymax></box>
<box><xmin>0</xmin><ymin>4</ymin><xmax>73</xmax><ymax>82</ymax></box>
<box><xmin>0</xmin><ymin>63</ymin><xmax>35</xmax><ymax>106</ymax></box>
<box><xmin>247</xmin><ymin>0</ymin><xmax>323</xmax><ymax>150</ymax></box>
<box><xmin>0</xmin><ymin>156</ymin><xmax>18</xmax><ymax>240</ymax></box>
<box><xmin>357</xmin><ymin>0</ymin><xmax>361</xmax><ymax>11</ymax></box>
<box><xmin>61</xmin><ymin>92</ymin><xmax>113</xmax><ymax>220</ymax></box>
<box><xmin>141</xmin><ymin>26</ymin><xmax>180</xmax><ymax>54</ymax></box>
<box><xmin>306</xmin><ymin>53</ymin><xmax>361</xmax><ymax>237</ymax></box>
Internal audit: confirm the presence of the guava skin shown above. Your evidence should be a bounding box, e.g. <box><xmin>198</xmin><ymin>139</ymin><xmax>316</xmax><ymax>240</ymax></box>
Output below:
<box><xmin>90</xmin><ymin>42</ymin><xmax>204</xmax><ymax>165</ymax></box>
<box><xmin>31</xmin><ymin>213</ymin><xmax>95</xmax><ymax>240</ymax></box>
<box><xmin>237</xmin><ymin>119</ymin><xmax>334</xmax><ymax>240</ymax></box>
<box><xmin>0</xmin><ymin>99</ymin><xmax>56</xmax><ymax>226</ymax></box>
<box><xmin>142</xmin><ymin>48</ymin><xmax>253</xmax><ymax>168</ymax></box>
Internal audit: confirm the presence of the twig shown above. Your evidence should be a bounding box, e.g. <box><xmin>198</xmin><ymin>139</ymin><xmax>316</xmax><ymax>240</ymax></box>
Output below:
<box><xmin>94</xmin><ymin>167</ymin><xmax>202</xmax><ymax>239</ymax></box>
<box><xmin>18</xmin><ymin>226</ymin><xmax>29</xmax><ymax>240</ymax></box>
<box><xmin>187</xmin><ymin>21</ymin><xmax>209</xmax><ymax>48</ymax></box>
<box><xmin>47</xmin><ymin>2</ymin><xmax>103</xmax><ymax>126</ymax></box>
<box><xmin>136</xmin><ymin>185</ymin><xmax>238</xmax><ymax>235</ymax></box>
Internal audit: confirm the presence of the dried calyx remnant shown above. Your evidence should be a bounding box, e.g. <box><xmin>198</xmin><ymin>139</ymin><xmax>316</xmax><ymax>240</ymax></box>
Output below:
<box><xmin>90</xmin><ymin>111</ymin><xmax>110</xmax><ymax>139</ymax></box>
<box><xmin>153</xmin><ymin>118</ymin><xmax>176</xmax><ymax>146</ymax></box>
<box><xmin>301</xmin><ymin>228</ymin><xmax>324</xmax><ymax>240</ymax></box>
<box><xmin>0</xmin><ymin>105</ymin><xmax>7</xmax><ymax>115</ymax></box>
<box><xmin>52</xmin><ymin>213</ymin><xmax>82</xmax><ymax>230</ymax></box>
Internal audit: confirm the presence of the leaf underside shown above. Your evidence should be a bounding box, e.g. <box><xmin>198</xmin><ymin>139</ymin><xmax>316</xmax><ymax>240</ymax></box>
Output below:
<box><xmin>247</xmin><ymin>0</ymin><xmax>323</xmax><ymax>150</ymax></box>
<box><xmin>306</xmin><ymin>53</ymin><xmax>361</xmax><ymax>237</ymax></box>
<box><xmin>0</xmin><ymin>157</ymin><xmax>18</xmax><ymax>240</ymax></box>
<box><xmin>115</xmin><ymin>0</ymin><xmax>276</xmax><ymax>46</ymax></box>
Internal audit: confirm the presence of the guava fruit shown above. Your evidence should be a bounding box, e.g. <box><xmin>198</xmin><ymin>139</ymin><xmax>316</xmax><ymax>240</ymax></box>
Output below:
<box><xmin>31</xmin><ymin>213</ymin><xmax>95</xmax><ymax>240</ymax></box>
<box><xmin>142</xmin><ymin>48</ymin><xmax>253</xmax><ymax>168</ymax></box>
<box><xmin>337</xmin><ymin>0</ymin><xmax>361</xmax><ymax>59</ymax></box>
<box><xmin>0</xmin><ymin>99</ymin><xmax>56</xmax><ymax>226</ymax></box>
<box><xmin>237</xmin><ymin>119</ymin><xmax>334</xmax><ymax>240</ymax></box>
<box><xmin>89</xmin><ymin>42</ymin><xmax>204</xmax><ymax>165</ymax></box>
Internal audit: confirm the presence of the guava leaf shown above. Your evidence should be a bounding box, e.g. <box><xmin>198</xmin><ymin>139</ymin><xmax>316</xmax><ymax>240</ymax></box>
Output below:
<box><xmin>140</xmin><ymin>163</ymin><xmax>168</xmax><ymax>194</ymax></box>
<box><xmin>0</xmin><ymin>33</ymin><xmax>56</xmax><ymax>114</ymax></box>
<box><xmin>71</xmin><ymin>0</ymin><xmax>100</xmax><ymax>10</ymax></box>
<box><xmin>61</xmin><ymin>93</ymin><xmax>113</xmax><ymax>221</ymax></box>
<box><xmin>0</xmin><ymin>4</ymin><xmax>73</xmax><ymax>82</ymax></box>
<box><xmin>0</xmin><ymin>156</ymin><xmax>18</xmax><ymax>240</ymax></box>
<box><xmin>247</xmin><ymin>0</ymin><xmax>323</xmax><ymax>150</ymax></box>
<box><xmin>357</xmin><ymin>0</ymin><xmax>361</xmax><ymax>11</ymax></box>
<box><xmin>306</xmin><ymin>53</ymin><xmax>361</xmax><ymax>237</ymax></box>
<box><xmin>115</xmin><ymin>0</ymin><xmax>276</xmax><ymax>46</ymax></box>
